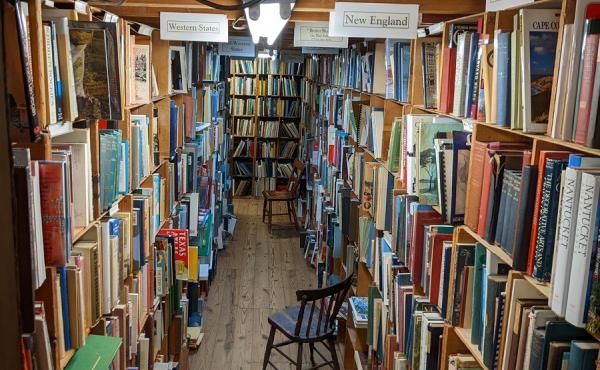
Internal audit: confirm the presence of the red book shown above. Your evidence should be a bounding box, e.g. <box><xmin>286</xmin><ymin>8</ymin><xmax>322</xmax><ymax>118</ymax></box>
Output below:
<box><xmin>440</xmin><ymin>48</ymin><xmax>457</xmax><ymax>114</ymax></box>
<box><xmin>429</xmin><ymin>232</ymin><xmax>452</xmax><ymax>307</ymax></box>
<box><xmin>409</xmin><ymin>209</ymin><xmax>441</xmax><ymax>290</ymax></box>
<box><xmin>574</xmin><ymin>25</ymin><xmax>600</xmax><ymax>144</ymax></box>
<box><xmin>157</xmin><ymin>228</ymin><xmax>189</xmax><ymax>280</ymax></box>
<box><xmin>458</xmin><ymin>266</ymin><xmax>472</xmax><ymax>327</ymax></box>
<box><xmin>526</xmin><ymin>151</ymin><xmax>571</xmax><ymax>274</ymax></box>
<box><xmin>39</xmin><ymin>161</ymin><xmax>67</xmax><ymax>266</ymax></box>
<box><xmin>183</xmin><ymin>95</ymin><xmax>195</xmax><ymax>140</ymax></box>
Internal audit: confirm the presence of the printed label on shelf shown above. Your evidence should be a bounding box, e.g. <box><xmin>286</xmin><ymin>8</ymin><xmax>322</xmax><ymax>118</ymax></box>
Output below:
<box><xmin>160</xmin><ymin>12</ymin><xmax>228</xmax><ymax>42</ymax></box>
<box><xmin>219</xmin><ymin>36</ymin><xmax>256</xmax><ymax>57</ymax></box>
<box><xmin>329</xmin><ymin>3</ymin><xmax>419</xmax><ymax>39</ymax></box>
<box><xmin>293</xmin><ymin>21</ymin><xmax>348</xmax><ymax>48</ymax></box>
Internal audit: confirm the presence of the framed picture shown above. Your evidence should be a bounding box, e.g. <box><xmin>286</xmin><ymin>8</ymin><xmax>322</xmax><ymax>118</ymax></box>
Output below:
<box><xmin>169</xmin><ymin>46</ymin><xmax>188</xmax><ymax>94</ymax></box>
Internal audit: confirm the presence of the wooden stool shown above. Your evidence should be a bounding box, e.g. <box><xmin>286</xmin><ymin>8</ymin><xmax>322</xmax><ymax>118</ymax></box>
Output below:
<box><xmin>262</xmin><ymin>159</ymin><xmax>305</xmax><ymax>233</ymax></box>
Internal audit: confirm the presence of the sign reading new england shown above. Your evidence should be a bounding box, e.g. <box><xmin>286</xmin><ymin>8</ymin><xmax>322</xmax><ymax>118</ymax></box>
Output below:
<box><xmin>160</xmin><ymin>12</ymin><xmax>228</xmax><ymax>42</ymax></box>
<box><xmin>330</xmin><ymin>3</ymin><xmax>419</xmax><ymax>39</ymax></box>
<box><xmin>293</xmin><ymin>22</ymin><xmax>348</xmax><ymax>48</ymax></box>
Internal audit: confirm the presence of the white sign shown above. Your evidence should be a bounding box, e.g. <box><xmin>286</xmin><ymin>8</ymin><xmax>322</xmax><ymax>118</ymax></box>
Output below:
<box><xmin>330</xmin><ymin>3</ymin><xmax>419</xmax><ymax>39</ymax></box>
<box><xmin>293</xmin><ymin>22</ymin><xmax>348</xmax><ymax>48</ymax></box>
<box><xmin>160</xmin><ymin>12</ymin><xmax>228</xmax><ymax>42</ymax></box>
<box><xmin>301</xmin><ymin>47</ymin><xmax>340</xmax><ymax>55</ymax></box>
<box><xmin>485</xmin><ymin>0</ymin><xmax>534</xmax><ymax>11</ymax></box>
<box><xmin>219</xmin><ymin>36</ymin><xmax>256</xmax><ymax>57</ymax></box>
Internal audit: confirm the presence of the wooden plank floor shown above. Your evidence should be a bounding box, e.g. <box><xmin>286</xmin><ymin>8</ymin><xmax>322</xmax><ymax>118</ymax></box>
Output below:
<box><xmin>190</xmin><ymin>198</ymin><xmax>333</xmax><ymax>370</ymax></box>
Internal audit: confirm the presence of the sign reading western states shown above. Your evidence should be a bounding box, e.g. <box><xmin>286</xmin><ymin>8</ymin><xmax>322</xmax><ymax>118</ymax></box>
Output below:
<box><xmin>219</xmin><ymin>36</ymin><xmax>256</xmax><ymax>57</ymax></box>
<box><xmin>160</xmin><ymin>12</ymin><xmax>228</xmax><ymax>42</ymax></box>
<box><xmin>293</xmin><ymin>22</ymin><xmax>348</xmax><ymax>48</ymax></box>
<box><xmin>329</xmin><ymin>3</ymin><xmax>419</xmax><ymax>39</ymax></box>
<box><xmin>301</xmin><ymin>47</ymin><xmax>340</xmax><ymax>55</ymax></box>
<box><xmin>485</xmin><ymin>0</ymin><xmax>534</xmax><ymax>11</ymax></box>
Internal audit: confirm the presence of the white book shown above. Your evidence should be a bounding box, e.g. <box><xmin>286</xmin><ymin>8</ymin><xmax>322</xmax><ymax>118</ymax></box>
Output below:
<box><xmin>31</xmin><ymin>161</ymin><xmax>47</xmax><ymax>289</ymax></box>
<box><xmin>405</xmin><ymin>114</ymin><xmax>437</xmax><ymax>195</ymax></box>
<box><xmin>453</xmin><ymin>33</ymin><xmax>471</xmax><ymax>117</ymax></box>
<box><xmin>139</xmin><ymin>335</ymin><xmax>150</xmax><ymax>370</ymax></box>
<box><xmin>189</xmin><ymin>192</ymin><xmax>199</xmax><ymax>237</ymax></box>
<box><xmin>501</xmin><ymin>279</ymin><xmax>546</xmax><ymax>370</ymax></box>
<box><xmin>552</xmin><ymin>25</ymin><xmax>574</xmax><ymax>139</ymax></box>
<box><xmin>520</xmin><ymin>9</ymin><xmax>560</xmax><ymax>133</ymax></box>
<box><xmin>552</xmin><ymin>162</ymin><xmax>600</xmax><ymax>316</ymax></box>
<box><xmin>128</xmin><ymin>293</ymin><xmax>139</xmax><ymax>355</ymax></box>
<box><xmin>585</xmin><ymin>42</ymin><xmax>600</xmax><ymax>147</ymax></box>
<box><xmin>43</xmin><ymin>24</ymin><xmax>57</xmax><ymax>124</ymax></box>
<box><xmin>100</xmin><ymin>221</ymin><xmax>112</xmax><ymax>314</ymax></box>
<box><xmin>419</xmin><ymin>313</ymin><xmax>444</xmax><ymax>369</ymax></box>
<box><xmin>566</xmin><ymin>172</ymin><xmax>600</xmax><ymax>327</ymax></box>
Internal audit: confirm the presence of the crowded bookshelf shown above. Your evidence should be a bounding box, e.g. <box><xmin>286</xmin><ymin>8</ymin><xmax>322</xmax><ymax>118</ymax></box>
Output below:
<box><xmin>3</xmin><ymin>0</ymin><xmax>600</xmax><ymax>369</ymax></box>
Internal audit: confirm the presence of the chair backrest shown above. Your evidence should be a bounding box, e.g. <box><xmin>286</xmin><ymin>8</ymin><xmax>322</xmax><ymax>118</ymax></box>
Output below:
<box><xmin>293</xmin><ymin>273</ymin><xmax>354</xmax><ymax>338</ymax></box>
<box><xmin>287</xmin><ymin>159</ymin><xmax>305</xmax><ymax>197</ymax></box>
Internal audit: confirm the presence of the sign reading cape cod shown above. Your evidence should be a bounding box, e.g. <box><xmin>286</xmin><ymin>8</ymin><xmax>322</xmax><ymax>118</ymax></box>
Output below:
<box><xmin>329</xmin><ymin>2</ymin><xmax>419</xmax><ymax>39</ymax></box>
<box><xmin>160</xmin><ymin>12</ymin><xmax>228</xmax><ymax>42</ymax></box>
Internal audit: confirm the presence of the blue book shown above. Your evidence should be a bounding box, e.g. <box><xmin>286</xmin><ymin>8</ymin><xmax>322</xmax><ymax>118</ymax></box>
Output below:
<box><xmin>120</xmin><ymin>140</ymin><xmax>129</xmax><ymax>194</ymax></box>
<box><xmin>479</xmin><ymin>265</ymin><xmax>488</xmax><ymax>350</ymax></box>
<box><xmin>568</xmin><ymin>341</ymin><xmax>599</xmax><ymax>370</ymax></box>
<box><xmin>471</xmin><ymin>243</ymin><xmax>487</xmax><ymax>345</ymax></box>
<box><xmin>464</xmin><ymin>32</ymin><xmax>480</xmax><ymax>118</ymax></box>
<box><xmin>384</xmin><ymin>171</ymin><xmax>394</xmax><ymax>231</ymax></box>
<box><xmin>495</xmin><ymin>31</ymin><xmax>511</xmax><ymax>127</ymax></box>
<box><xmin>58</xmin><ymin>266</ymin><xmax>71</xmax><ymax>350</ymax></box>
<box><xmin>169</xmin><ymin>100</ymin><xmax>179</xmax><ymax>161</ymax></box>
<box><xmin>400</xmin><ymin>44</ymin><xmax>411</xmax><ymax>102</ymax></box>
<box><xmin>440</xmin><ymin>244</ymin><xmax>452</xmax><ymax>315</ymax></box>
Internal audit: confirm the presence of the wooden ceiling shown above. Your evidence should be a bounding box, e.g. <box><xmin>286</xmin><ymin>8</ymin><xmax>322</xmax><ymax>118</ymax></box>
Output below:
<box><xmin>101</xmin><ymin>0</ymin><xmax>485</xmax><ymax>44</ymax></box>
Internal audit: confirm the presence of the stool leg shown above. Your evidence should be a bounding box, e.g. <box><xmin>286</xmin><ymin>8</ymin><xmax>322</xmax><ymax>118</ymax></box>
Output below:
<box><xmin>309</xmin><ymin>342</ymin><xmax>316</xmax><ymax>366</ymax></box>
<box><xmin>262</xmin><ymin>197</ymin><xmax>267</xmax><ymax>223</ymax></box>
<box><xmin>327</xmin><ymin>337</ymin><xmax>340</xmax><ymax>370</ymax></box>
<box><xmin>268</xmin><ymin>201</ymin><xmax>273</xmax><ymax>234</ymax></box>
<box><xmin>296</xmin><ymin>343</ymin><xmax>303</xmax><ymax>370</ymax></box>
<box><xmin>287</xmin><ymin>201</ymin><xmax>293</xmax><ymax>223</ymax></box>
<box><xmin>262</xmin><ymin>325</ymin><xmax>276</xmax><ymax>370</ymax></box>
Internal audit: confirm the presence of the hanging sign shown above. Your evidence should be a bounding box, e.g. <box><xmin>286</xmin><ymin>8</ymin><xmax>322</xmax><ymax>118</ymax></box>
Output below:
<box><xmin>329</xmin><ymin>3</ymin><xmax>419</xmax><ymax>39</ymax></box>
<box><xmin>301</xmin><ymin>47</ymin><xmax>340</xmax><ymax>55</ymax></box>
<box><xmin>485</xmin><ymin>0</ymin><xmax>534</xmax><ymax>11</ymax></box>
<box><xmin>281</xmin><ymin>49</ymin><xmax>304</xmax><ymax>63</ymax></box>
<box><xmin>293</xmin><ymin>22</ymin><xmax>348</xmax><ymax>48</ymax></box>
<box><xmin>160</xmin><ymin>12</ymin><xmax>228</xmax><ymax>42</ymax></box>
<box><xmin>219</xmin><ymin>36</ymin><xmax>256</xmax><ymax>57</ymax></box>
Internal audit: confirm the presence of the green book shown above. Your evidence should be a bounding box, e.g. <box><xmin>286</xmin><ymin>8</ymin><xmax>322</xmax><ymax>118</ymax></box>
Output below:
<box><xmin>482</xmin><ymin>274</ymin><xmax>508</xmax><ymax>368</ymax></box>
<box><xmin>470</xmin><ymin>243</ymin><xmax>486</xmax><ymax>346</ymax></box>
<box><xmin>65</xmin><ymin>335</ymin><xmax>121</xmax><ymax>370</ymax></box>
<box><xmin>366</xmin><ymin>283</ymin><xmax>382</xmax><ymax>346</ymax></box>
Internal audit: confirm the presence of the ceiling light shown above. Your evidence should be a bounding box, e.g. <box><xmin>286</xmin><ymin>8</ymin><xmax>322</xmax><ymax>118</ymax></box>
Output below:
<box><xmin>244</xmin><ymin>0</ymin><xmax>295</xmax><ymax>45</ymax></box>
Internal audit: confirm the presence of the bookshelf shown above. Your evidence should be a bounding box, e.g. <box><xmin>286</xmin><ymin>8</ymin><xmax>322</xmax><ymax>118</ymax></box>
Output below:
<box><xmin>5</xmin><ymin>1</ymin><xmax>232</xmax><ymax>368</ymax></box>
<box><xmin>297</xmin><ymin>0</ymin><xmax>600</xmax><ymax>367</ymax></box>
<box><xmin>229</xmin><ymin>57</ymin><xmax>303</xmax><ymax>197</ymax></box>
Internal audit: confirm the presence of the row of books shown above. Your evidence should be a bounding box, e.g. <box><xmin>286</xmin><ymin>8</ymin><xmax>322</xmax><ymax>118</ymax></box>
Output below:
<box><xmin>230</xmin><ymin>98</ymin><xmax>255</xmax><ymax>116</ymax></box>
<box><xmin>229</xmin><ymin>76</ymin><xmax>256</xmax><ymax>95</ymax></box>
<box><xmin>279</xmin><ymin>141</ymin><xmax>298</xmax><ymax>159</ymax></box>
<box><xmin>234</xmin><ymin>118</ymin><xmax>254</xmax><ymax>136</ymax></box>
<box><xmin>233</xmin><ymin>139</ymin><xmax>253</xmax><ymax>157</ymax></box>
<box><xmin>258</xmin><ymin>120</ymin><xmax>279</xmax><ymax>138</ymax></box>
<box><xmin>230</xmin><ymin>59</ymin><xmax>254</xmax><ymax>75</ymax></box>
<box><xmin>384</xmin><ymin>39</ymin><xmax>412</xmax><ymax>103</ymax></box>
<box><xmin>256</xmin><ymin>141</ymin><xmax>277</xmax><ymax>158</ymax></box>
<box><xmin>256</xmin><ymin>98</ymin><xmax>299</xmax><ymax>117</ymax></box>
<box><xmin>305</xmin><ymin>49</ymin><xmax>375</xmax><ymax>93</ymax></box>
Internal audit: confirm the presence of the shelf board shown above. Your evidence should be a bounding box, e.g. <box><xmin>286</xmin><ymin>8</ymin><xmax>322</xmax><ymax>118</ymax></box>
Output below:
<box><xmin>523</xmin><ymin>274</ymin><xmax>551</xmax><ymax>298</ymax></box>
<box><xmin>453</xmin><ymin>327</ymin><xmax>489</xmax><ymax>370</ymax></box>
<box><xmin>59</xmin><ymin>349</ymin><xmax>76</xmax><ymax>369</ymax></box>
<box><xmin>461</xmin><ymin>226</ymin><xmax>514</xmax><ymax>267</ymax></box>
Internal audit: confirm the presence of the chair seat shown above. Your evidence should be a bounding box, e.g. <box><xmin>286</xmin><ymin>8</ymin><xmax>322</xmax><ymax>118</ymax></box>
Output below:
<box><xmin>263</xmin><ymin>190</ymin><xmax>294</xmax><ymax>200</ymax></box>
<box><xmin>268</xmin><ymin>304</ymin><xmax>334</xmax><ymax>341</ymax></box>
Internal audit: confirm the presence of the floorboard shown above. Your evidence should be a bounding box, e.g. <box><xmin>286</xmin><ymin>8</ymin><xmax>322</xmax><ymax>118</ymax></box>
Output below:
<box><xmin>189</xmin><ymin>198</ymin><xmax>336</xmax><ymax>370</ymax></box>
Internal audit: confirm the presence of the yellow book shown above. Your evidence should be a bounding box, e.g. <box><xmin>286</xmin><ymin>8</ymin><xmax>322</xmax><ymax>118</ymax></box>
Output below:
<box><xmin>188</xmin><ymin>246</ymin><xmax>198</xmax><ymax>282</ymax></box>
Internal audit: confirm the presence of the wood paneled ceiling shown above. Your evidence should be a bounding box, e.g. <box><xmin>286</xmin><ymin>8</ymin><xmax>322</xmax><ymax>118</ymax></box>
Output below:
<box><xmin>102</xmin><ymin>0</ymin><xmax>485</xmax><ymax>42</ymax></box>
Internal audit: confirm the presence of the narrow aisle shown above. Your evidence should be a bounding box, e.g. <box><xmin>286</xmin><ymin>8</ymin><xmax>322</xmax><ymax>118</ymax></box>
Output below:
<box><xmin>190</xmin><ymin>198</ymin><xmax>317</xmax><ymax>370</ymax></box>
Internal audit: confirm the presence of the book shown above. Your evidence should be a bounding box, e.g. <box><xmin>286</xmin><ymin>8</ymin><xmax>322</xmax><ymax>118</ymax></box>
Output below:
<box><xmin>520</xmin><ymin>9</ymin><xmax>560</xmax><ymax>133</ymax></box>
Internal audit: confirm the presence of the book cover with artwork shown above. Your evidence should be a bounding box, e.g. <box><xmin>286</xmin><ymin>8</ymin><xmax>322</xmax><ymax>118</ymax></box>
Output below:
<box><xmin>520</xmin><ymin>9</ymin><xmax>560</xmax><ymax>133</ymax></box>
<box><xmin>157</xmin><ymin>228</ymin><xmax>189</xmax><ymax>281</ymax></box>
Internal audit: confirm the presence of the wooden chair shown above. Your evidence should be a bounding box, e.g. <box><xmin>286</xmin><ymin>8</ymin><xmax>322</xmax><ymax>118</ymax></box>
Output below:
<box><xmin>262</xmin><ymin>274</ymin><xmax>353</xmax><ymax>370</ymax></box>
<box><xmin>262</xmin><ymin>159</ymin><xmax>305</xmax><ymax>233</ymax></box>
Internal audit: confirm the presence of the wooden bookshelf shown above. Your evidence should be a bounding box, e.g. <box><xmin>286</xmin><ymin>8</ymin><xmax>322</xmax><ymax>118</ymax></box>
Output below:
<box><xmin>229</xmin><ymin>59</ymin><xmax>303</xmax><ymax>197</ymax></box>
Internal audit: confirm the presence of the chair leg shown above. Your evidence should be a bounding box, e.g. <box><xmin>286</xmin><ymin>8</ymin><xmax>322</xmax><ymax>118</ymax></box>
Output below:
<box><xmin>268</xmin><ymin>201</ymin><xmax>273</xmax><ymax>234</ymax></box>
<box><xmin>262</xmin><ymin>325</ymin><xmax>276</xmax><ymax>370</ymax></box>
<box><xmin>296</xmin><ymin>343</ymin><xmax>303</xmax><ymax>370</ymax></box>
<box><xmin>262</xmin><ymin>197</ymin><xmax>267</xmax><ymax>223</ymax></box>
<box><xmin>308</xmin><ymin>342</ymin><xmax>316</xmax><ymax>366</ymax></box>
<box><xmin>327</xmin><ymin>337</ymin><xmax>340</xmax><ymax>370</ymax></box>
<box><xmin>290</xmin><ymin>200</ymin><xmax>299</xmax><ymax>231</ymax></box>
<box><xmin>287</xmin><ymin>201</ymin><xmax>293</xmax><ymax>223</ymax></box>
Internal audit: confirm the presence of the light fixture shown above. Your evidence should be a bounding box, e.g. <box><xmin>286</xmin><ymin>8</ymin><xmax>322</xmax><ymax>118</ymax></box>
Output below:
<box><xmin>244</xmin><ymin>0</ymin><xmax>295</xmax><ymax>45</ymax></box>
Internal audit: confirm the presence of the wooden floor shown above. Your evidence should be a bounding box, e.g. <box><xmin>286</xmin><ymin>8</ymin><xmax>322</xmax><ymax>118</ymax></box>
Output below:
<box><xmin>190</xmin><ymin>198</ymin><xmax>329</xmax><ymax>370</ymax></box>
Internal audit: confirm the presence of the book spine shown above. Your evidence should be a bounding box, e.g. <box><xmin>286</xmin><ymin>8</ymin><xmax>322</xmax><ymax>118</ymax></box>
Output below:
<box><xmin>440</xmin><ymin>48</ymin><xmax>456</xmax><ymax>114</ymax></box>
<box><xmin>533</xmin><ymin>159</ymin><xmax>556</xmax><ymax>279</ymax></box>
<box><xmin>566</xmin><ymin>173</ymin><xmax>600</xmax><ymax>327</ymax></box>
<box><xmin>574</xmin><ymin>33</ymin><xmax>600</xmax><ymax>144</ymax></box>
<box><xmin>50</xmin><ymin>22</ymin><xmax>63</xmax><ymax>123</ymax></box>
<box><xmin>512</xmin><ymin>165</ymin><xmax>537</xmax><ymax>270</ymax></box>
<box><xmin>43</xmin><ymin>24</ymin><xmax>57</xmax><ymax>124</ymax></box>
<box><xmin>495</xmin><ymin>32</ymin><xmax>511</xmax><ymax>127</ymax></box>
